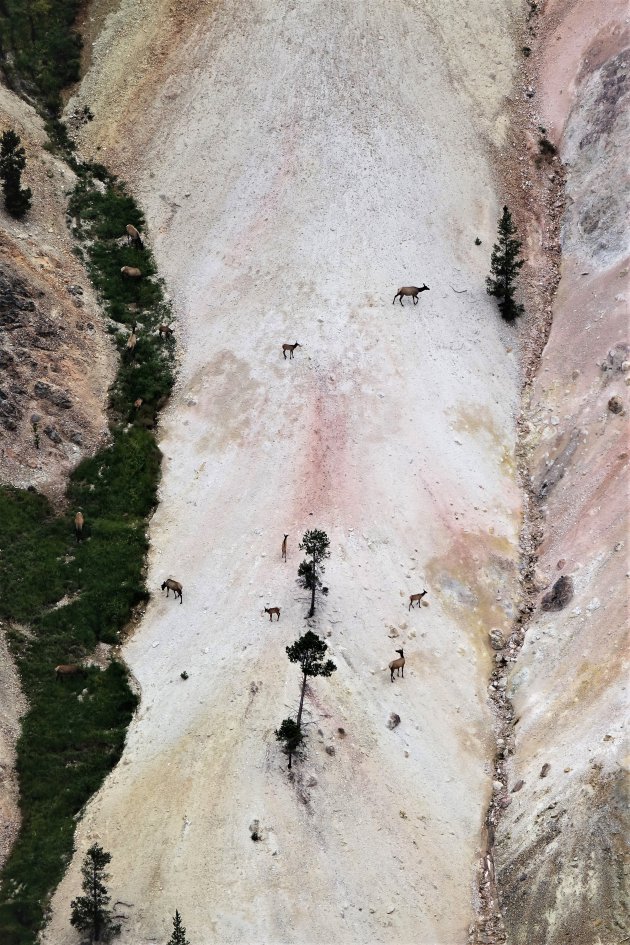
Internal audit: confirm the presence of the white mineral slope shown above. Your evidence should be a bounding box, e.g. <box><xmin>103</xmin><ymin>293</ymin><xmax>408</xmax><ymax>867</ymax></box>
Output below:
<box><xmin>46</xmin><ymin>3</ymin><xmax>522</xmax><ymax>942</ymax></box>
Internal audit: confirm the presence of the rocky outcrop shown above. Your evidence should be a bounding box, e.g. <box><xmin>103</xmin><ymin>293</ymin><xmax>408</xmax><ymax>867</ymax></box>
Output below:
<box><xmin>0</xmin><ymin>85</ymin><xmax>114</xmax><ymax>496</ymax></box>
<box><xmin>495</xmin><ymin>4</ymin><xmax>630</xmax><ymax>943</ymax></box>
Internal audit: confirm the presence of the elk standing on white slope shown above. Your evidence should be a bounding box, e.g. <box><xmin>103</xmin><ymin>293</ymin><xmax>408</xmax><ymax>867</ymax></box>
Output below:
<box><xmin>282</xmin><ymin>342</ymin><xmax>301</xmax><ymax>359</ymax></box>
<box><xmin>393</xmin><ymin>285</ymin><xmax>430</xmax><ymax>306</ymax></box>
<box><xmin>389</xmin><ymin>648</ymin><xmax>405</xmax><ymax>683</ymax></box>
<box><xmin>409</xmin><ymin>589</ymin><xmax>428</xmax><ymax>610</ymax></box>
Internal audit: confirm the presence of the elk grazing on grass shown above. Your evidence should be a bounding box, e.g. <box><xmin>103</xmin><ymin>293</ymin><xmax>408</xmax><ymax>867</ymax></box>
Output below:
<box><xmin>126</xmin><ymin>332</ymin><xmax>138</xmax><ymax>356</ymax></box>
<box><xmin>157</xmin><ymin>324</ymin><xmax>174</xmax><ymax>339</ymax></box>
<box><xmin>393</xmin><ymin>285</ymin><xmax>430</xmax><ymax>306</ymax></box>
<box><xmin>282</xmin><ymin>342</ymin><xmax>301</xmax><ymax>359</ymax></box>
<box><xmin>281</xmin><ymin>534</ymin><xmax>288</xmax><ymax>561</ymax></box>
<box><xmin>74</xmin><ymin>511</ymin><xmax>84</xmax><ymax>543</ymax></box>
<box><xmin>126</xmin><ymin>223</ymin><xmax>144</xmax><ymax>248</ymax></box>
<box><xmin>389</xmin><ymin>648</ymin><xmax>405</xmax><ymax>683</ymax></box>
<box><xmin>161</xmin><ymin>578</ymin><xmax>183</xmax><ymax>603</ymax></box>
<box><xmin>409</xmin><ymin>590</ymin><xmax>428</xmax><ymax>610</ymax></box>
<box><xmin>55</xmin><ymin>663</ymin><xmax>87</xmax><ymax>682</ymax></box>
<box><xmin>121</xmin><ymin>266</ymin><xmax>142</xmax><ymax>279</ymax></box>
<box><xmin>263</xmin><ymin>606</ymin><xmax>280</xmax><ymax>621</ymax></box>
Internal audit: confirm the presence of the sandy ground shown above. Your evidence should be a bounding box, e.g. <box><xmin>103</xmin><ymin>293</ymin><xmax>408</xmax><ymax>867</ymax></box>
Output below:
<box><xmin>44</xmin><ymin>2</ymin><xmax>524</xmax><ymax>943</ymax></box>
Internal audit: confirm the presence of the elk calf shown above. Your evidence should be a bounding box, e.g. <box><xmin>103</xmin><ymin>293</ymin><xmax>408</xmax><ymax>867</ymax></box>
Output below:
<box><xmin>389</xmin><ymin>648</ymin><xmax>405</xmax><ymax>683</ymax></box>
<box><xmin>161</xmin><ymin>578</ymin><xmax>183</xmax><ymax>603</ymax></box>
<box><xmin>393</xmin><ymin>285</ymin><xmax>430</xmax><ymax>306</ymax></box>
<box><xmin>282</xmin><ymin>342</ymin><xmax>301</xmax><ymax>359</ymax></box>
<box><xmin>263</xmin><ymin>606</ymin><xmax>280</xmax><ymax>621</ymax></box>
<box><xmin>121</xmin><ymin>266</ymin><xmax>142</xmax><ymax>279</ymax></box>
<box><xmin>157</xmin><ymin>324</ymin><xmax>174</xmax><ymax>339</ymax></box>
<box><xmin>409</xmin><ymin>590</ymin><xmax>428</xmax><ymax>610</ymax></box>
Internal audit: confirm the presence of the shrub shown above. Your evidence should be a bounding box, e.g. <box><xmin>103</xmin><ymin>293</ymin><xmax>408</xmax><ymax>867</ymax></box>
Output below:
<box><xmin>0</xmin><ymin>130</ymin><xmax>32</xmax><ymax>218</ymax></box>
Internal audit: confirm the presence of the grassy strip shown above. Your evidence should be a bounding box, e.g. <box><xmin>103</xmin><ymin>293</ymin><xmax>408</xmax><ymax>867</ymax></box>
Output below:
<box><xmin>0</xmin><ymin>0</ymin><xmax>83</xmax><ymax>114</ymax></box>
<box><xmin>0</xmin><ymin>164</ymin><xmax>175</xmax><ymax>943</ymax></box>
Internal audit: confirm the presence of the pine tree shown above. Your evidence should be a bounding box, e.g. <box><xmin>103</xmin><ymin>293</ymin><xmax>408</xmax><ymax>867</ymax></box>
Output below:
<box><xmin>298</xmin><ymin>529</ymin><xmax>330</xmax><ymax>618</ymax></box>
<box><xmin>167</xmin><ymin>909</ymin><xmax>190</xmax><ymax>945</ymax></box>
<box><xmin>486</xmin><ymin>205</ymin><xmax>524</xmax><ymax>321</ymax></box>
<box><xmin>70</xmin><ymin>844</ymin><xmax>120</xmax><ymax>943</ymax></box>
<box><xmin>276</xmin><ymin>631</ymin><xmax>336</xmax><ymax>769</ymax></box>
<box><xmin>0</xmin><ymin>130</ymin><xmax>32</xmax><ymax>219</ymax></box>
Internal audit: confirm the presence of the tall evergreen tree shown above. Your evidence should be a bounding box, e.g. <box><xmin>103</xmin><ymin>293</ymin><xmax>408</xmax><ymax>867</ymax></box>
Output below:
<box><xmin>70</xmin><ymin>843</ymin><xmax>120</xmax><ymax>943</ymax></box>
<box><xmin>167</xmin><ymin>909</ymin><xmax>190</xmax><ymax>945</ymax></box>
<box><xmin>486</xmin><ymin>205</ymin><xmax>524</xmax><ymax>321</ymax></box>
<box><xmin>276</xmin><ymin>631</ymin><xmax>336</xmax><ymax>769</ymax></box>
<box><xmin>298</xmin><ymin>529</ymin><xmax>330</xmax><ymax>618</ymax></box>
<box><xmin>0</xmin><ymin>130</ymin><xmax>32</xmax><ymax>218</ymax></box>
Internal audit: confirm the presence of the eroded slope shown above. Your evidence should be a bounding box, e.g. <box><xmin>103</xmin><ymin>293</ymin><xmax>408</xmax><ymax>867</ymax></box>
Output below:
<box><xmin>45</xmin><ymin>2</ymin><xmax>523</xmax><ymax>942</ymax></box>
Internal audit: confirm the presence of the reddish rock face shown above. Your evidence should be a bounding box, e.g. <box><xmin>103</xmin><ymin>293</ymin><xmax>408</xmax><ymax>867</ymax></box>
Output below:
<box><xmin>496</xmin><ymin>4</ymin><xmax>629</xmax><ymax>943</ymax></box>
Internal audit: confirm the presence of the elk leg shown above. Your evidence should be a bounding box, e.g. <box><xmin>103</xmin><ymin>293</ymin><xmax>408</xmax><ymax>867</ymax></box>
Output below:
<box><xmin>399</xmin><ymin>297</ymin><xmax>404</xmax><ymax>306</ymax></box>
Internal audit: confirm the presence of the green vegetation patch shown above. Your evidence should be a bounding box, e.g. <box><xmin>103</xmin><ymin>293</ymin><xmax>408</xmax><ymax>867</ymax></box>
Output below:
<box><xmin>0</xmin><ymin>0</ymin><xmax>83</xmax><ymax>114</ymax></box>
<box><xmin>0</xmin><ymin>166</ymin><xmax>175</xmax><ymax>943</ymax></box>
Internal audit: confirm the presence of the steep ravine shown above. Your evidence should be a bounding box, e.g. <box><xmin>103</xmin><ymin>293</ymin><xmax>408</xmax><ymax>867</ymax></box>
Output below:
<box><xmin>483</xmin><ymin>3</ymin><xmax>629</xmax><ymax>945</ymax></box>
<box><xmin>43</xmin><ymin>2</ymin><xmax>526</xmax><ymax>943</ymax></box>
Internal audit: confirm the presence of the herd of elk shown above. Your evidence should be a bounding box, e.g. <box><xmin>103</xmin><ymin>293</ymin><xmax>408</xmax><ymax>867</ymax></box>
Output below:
<box><xmin>392</xmin><ymin>284</ymin><xmax>430</xmax><ymax>306</ymax></box>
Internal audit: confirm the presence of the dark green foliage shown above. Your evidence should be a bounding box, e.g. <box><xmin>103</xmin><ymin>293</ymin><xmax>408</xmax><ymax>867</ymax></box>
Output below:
<box><xmin>486</xmin><ymin>205</ymin><xmax>525</xmax><ymax>322</ymax></box>
<box><xmin>70</xmin><ymin>844</ymin><xmax>120</xmax><ymax>944</ymax></box>
<box><xmin>0</xmin><ymin>0</ymin><xmax>83</xmax><ymax>114</ymax></box>
<box><xmin>0</xmin><ymin>164</ymin><xmax>174</xmax><ymax>943</ymax></box>
<box><xmin>166</xmin><ymin>910</ymin><xmax>190</xmax><ymax>945</ymax></box>
<box><xmin>538</xmin><ymin>136</ymin><xmax>557</xmax><ymax>157</ymax></box>
<box><xmin>278</xmin><ymin>631</ymin><xmax>336</xmax><ymax>769</ymax></box>
<box><xmin>298</xmin><ymin>529</ymin><xmax>330</xmax><ymax>618</ymax></box>
<box><xmin>0</xmin><ymin>130</ymin><xmax>32</xmax><ymax>218</ymax></box>
<box><xmin>274</xmin><ymin>718</ymin><xmax>304</xmax><ymax>768</ymax></box>
<box><xmin>286</xmin><ymin>631</ymin><xmax>337</xmax><ymax>685</ymax></box>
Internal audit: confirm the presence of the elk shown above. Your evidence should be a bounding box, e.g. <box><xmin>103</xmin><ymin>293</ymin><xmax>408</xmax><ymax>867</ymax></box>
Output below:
<box><xmin>281</xmin><ymin>534</ymin><xmax>288</xmax><ymax>561</ymax></box>
<box><xmin>161</xmin><ymin>578</ymin><xmax>183</xmax><ymax>603</ymax></box>
<box><xmin>282</xmin><ymin>342</ymin><xmax>301</xmax><ymax>359</ymax></box>
<box><xmin>121</xmin><ymin>266</ymin><xmax>142</xmax><ymax>278</ymax></box>
<box><xmin>263</xmin><ymin>606</ymin><xmax>280</xmax><ymax>621</ymax></box>
<box><xmin>157</xmin><ymin>324</ymin><xmax>174</xmax><ymax>339</ymax></box>
<box><xmin>389</xmin><ymin>648</ymin><xmax>405</xmax><ymax>683</ymax></box>
<box><xmin>74</xmin><ymin>511</ymin><xmax>84</xmax><ymax>543</ymax></box>
<box><xmin>125</xmin><ymin>223</ymin><xmax>144</xmax><ymax>248</ymax></box>
<box><xmin>126</xmin><ymin>332</ymin><xmax>138</xmax><ymax>356</ymax></box>
<box><xmin>55</xmin><ymin>663</ymin><xmax>87</xmax><ymax>682</ymax></box>
<box><xmin>409</xmin><ymin>590</ymin><xmax>428</xmax><ymax>610</ymax></box>
<box><xmin>133</xmin><ymin>397</ymin><xmax>143</xmax><ymax>409</ymax></box>
<box><xmin>392</xmin><ymin>285</ymin><xmax>430</xmax><ymax>306</ymax></box>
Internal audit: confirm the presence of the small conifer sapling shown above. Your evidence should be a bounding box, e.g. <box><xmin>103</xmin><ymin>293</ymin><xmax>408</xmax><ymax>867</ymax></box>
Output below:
<box><xmin>298</xmin><ymin>529</ymin><xmax>330</xmax><ymax>618</ymax></box>
<box><xmin>70</xmin><ymin>843</ymin><xmax>120</xmax><ymax>943</ymax></box>
<box><xmin>486</xmin><ymin>205</ymin><xmax>524</xmax><ymax>321</ymax></box>
<box><xmin>167</xmin><ymin>909</ymin><xmax>190</xmax><ymax>945</ymax></box>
